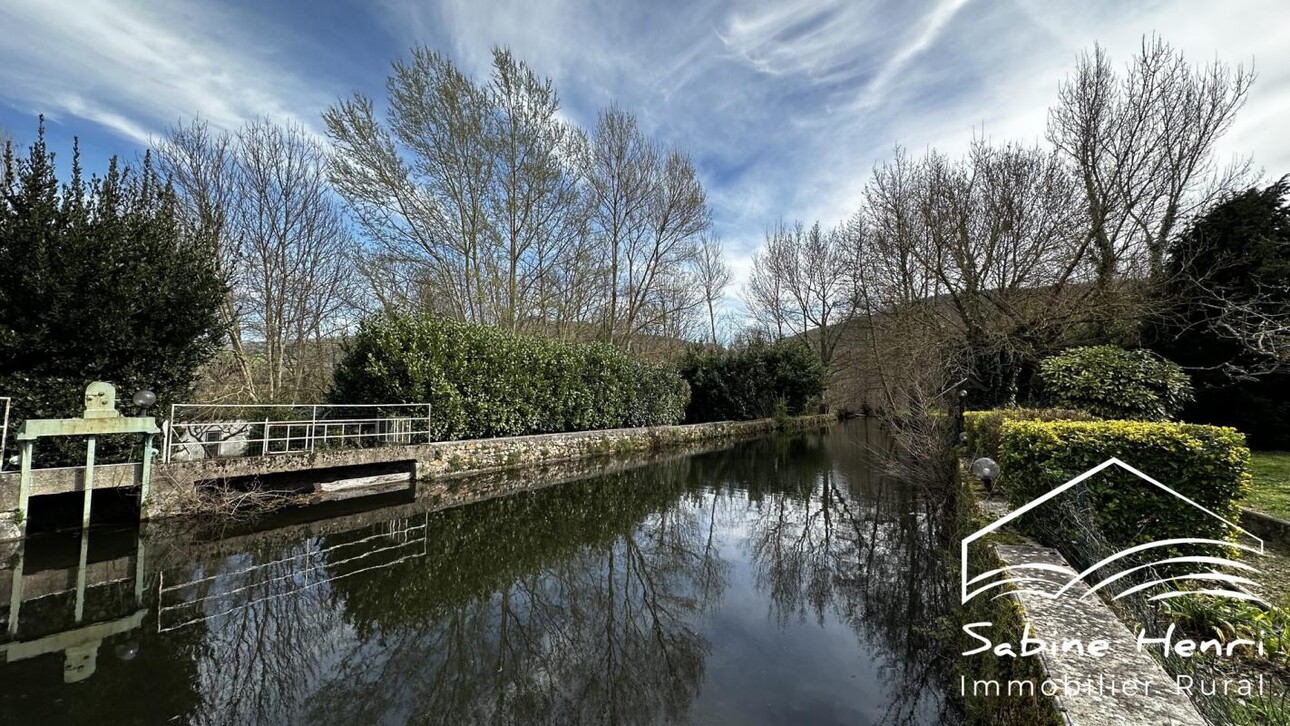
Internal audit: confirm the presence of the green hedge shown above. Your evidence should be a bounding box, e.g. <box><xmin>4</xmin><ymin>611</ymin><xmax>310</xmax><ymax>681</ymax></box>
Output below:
<box><xmin>1038</xmin><ymin>346</ymin><xmax>1193</xmax><ymax>421</ymax></box>
<box><xmin>328</xmin><ymin>315</ymin><xmax>689</xmax><ymax>439</ymax></box>
<box><xmin>997</xmin><ymin>420</ymin><xmax>1251</xmax><ymax>548</ymax></box>
<box><xmin>963</xmin><ymin>408</ymin><xmax>1096</xmax><ymax>461</ymax></box>
<box><xmin>677</xmin><ymin>339</ymin><xmax>825</xmax><ymax>423</ymax></box>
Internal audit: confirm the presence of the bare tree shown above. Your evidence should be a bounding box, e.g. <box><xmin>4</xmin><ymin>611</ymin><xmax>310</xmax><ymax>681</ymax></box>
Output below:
<box><xmin>1048</xmin><ymin>35</ymin><xmax>1253</xmax><ymax>283</ymax></box>
<box><xmin>155</xmin><ymin>119</ymin><xmax>255</xmax><ymax>398</ymax></box>
<box><xmin>839</xmin><ymin>141</ymin><xmax>1091</xmax><ymax>409</ymax></box>
<box><xmin>326</xmin><ymin>47</ymin><xmax>600</xmax><ymax>334</ymax></box>
<box><xmin>234</xmin><ymin>120</ymin><xmax>356</xmax><ymax>400</ymax></box>
<box><xmin>486</xmin><ymin>49</ymin><xmax>590</xmax><ymax>331</ymax></box>
<box><xmin>745</xmin><ymin>220</ymin><xmax>853</xmax><ymax>371</ymax></box>
<box><xmin>695</xmin><ymin>235</ymin><xmax>732</xmax><ymax>344</ymax></box>
<box><xmin>587</xmin><ymin>106</ymin><xmax>659</xmax><ymax>346</ymax></box>
<box><xmin>579</xmin><ymin>107</ymin><xmax>714</xmax><ymax>349</ymax></box>
<box><xmin>156</xmin><ymin>118</ymin><xmax>356</xmax><ymax>402</ymax></box>
<box><xmin>325</xmin><ymin>46</ymin><xmax>721</xmax><ymax>350</ymax></box>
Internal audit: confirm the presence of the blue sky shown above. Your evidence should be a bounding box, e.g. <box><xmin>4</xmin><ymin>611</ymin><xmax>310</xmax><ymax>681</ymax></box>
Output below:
<box><xmin>3</xmin><ymin>0</ymin><xmax>1289</xmax><ymax>297</ymax></box>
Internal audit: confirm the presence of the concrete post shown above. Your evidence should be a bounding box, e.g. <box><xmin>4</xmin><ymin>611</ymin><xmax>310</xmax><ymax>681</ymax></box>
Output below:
<box><xmin>82</xmin><ymin>435</ymin><xmax>96</xmax><ymax>529</ymax></box>
<box><xmin>139</xmin><ymin>432</ymin><xmax>155</xmax><ymax>517</ymax></box>
<box><xmin>17</xmin><ymin>440</ymin><xmax>33</xmax><ymax>537</ymax></box>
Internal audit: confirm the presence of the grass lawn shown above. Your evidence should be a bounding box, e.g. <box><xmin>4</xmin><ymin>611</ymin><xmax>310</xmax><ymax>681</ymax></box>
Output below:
<box><xmin>1245</xmin><ymin>451</ymin><xmax>1290</xmax><ymax>521</ymax></box>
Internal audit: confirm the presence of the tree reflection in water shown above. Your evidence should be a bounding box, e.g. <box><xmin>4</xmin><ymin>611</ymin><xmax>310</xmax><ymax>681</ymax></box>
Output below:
<box><xmin>0</xmin><ymin>420</ymin><xmax>959</xmax><ymax>725</ymax></box>
<box><xmin>743</xmin><ymin>423</ymin><xmax>958</xmax><ymax>724</ymax></box>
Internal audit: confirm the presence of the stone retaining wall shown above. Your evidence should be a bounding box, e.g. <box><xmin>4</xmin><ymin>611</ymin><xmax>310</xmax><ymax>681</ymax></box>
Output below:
<box><xmin>1240</xmin><ymin>507</ymin><xmax>1290</xmax><ymax>544</ymax></box>
<box><xmin>146</xmin><ymin>414</ymin><xmax>836</xmax><ymax>518</ymax></box>
<box><xmin>0</xmin><ymin>414</ymin><xmax>834</xmax><ymax>541</ymax></box>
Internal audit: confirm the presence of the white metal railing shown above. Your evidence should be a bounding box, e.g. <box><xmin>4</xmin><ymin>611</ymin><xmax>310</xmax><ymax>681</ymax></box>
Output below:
<box><xmin>163</xmin><ymin>402</ymin><xmax>433</xmax><ymax>463</ymax></box>
<box><xmin>0</xmin><ymin>397</ymin><xmax>9</xmax><ymax>472</ymax></box>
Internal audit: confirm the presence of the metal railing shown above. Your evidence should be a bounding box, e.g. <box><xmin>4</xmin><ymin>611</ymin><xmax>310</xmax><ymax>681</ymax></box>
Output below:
<box><xmin>0</xmin><ymin>396</ymin><xmax>9</xmax><ymax>472</ymax></box>
<box><xmin>162</xmin><ymin>402</ymin><xmax>433</xmax><ymax>463</ymax></box>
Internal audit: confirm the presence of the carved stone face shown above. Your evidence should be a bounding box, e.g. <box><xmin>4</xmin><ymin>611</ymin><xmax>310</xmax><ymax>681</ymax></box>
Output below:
<box><xmin>83</xmin><ymin>382</ymin><xmax>118</xmax><ymax>418</ymax></box>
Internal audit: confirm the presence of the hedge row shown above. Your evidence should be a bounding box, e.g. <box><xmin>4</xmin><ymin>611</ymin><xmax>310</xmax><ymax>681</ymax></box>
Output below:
<box><xmin>328</xmin><ymin>315</ymin><xmax>689</xmax><ymax>440</ymax></box>
<box><xmin>677</xmin><ymin>339</ymin><xmax>825</xmax><ymax>423</ymax></box>
<box><xmin>997</xmin><ymin>420</ymin><xmax>1251</xmax><ymax>549</ymax></box>
<box><xmin>963</xmin><ymin>407</ymin><xmax>1096</xmax><ymax>461</ymax></box>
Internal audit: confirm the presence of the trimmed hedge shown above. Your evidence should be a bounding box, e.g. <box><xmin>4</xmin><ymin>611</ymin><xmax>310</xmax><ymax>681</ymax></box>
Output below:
<box><xmin>963</xmin><ymin>408</ymin><xmax>1096</xmax><ymax>461</ymax></box>
<box><xmin>677</xmin><ymin>339</ymin><xmax>825</xmax><ymax>423</ymax></box>
<box><xmin>1038</xmin><ymin>346</ymin><xmax>1193</xmax><ymax>421</ymax></box>
<box><xmin>997</xmin><ymin>420</ymin><xmax>1251</xmax><ymax>548</ymax></box>
<box><xmin>328</xmin><ymin>315</ymin><xmax>689</xmax><ymax>440</ymax></box>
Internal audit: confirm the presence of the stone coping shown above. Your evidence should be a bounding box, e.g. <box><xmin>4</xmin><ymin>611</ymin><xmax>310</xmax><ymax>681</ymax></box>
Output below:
<box><xmin>993</xmin><ymin>543</ymin><xmax>1207</xmax><ymax>726</ymax></box>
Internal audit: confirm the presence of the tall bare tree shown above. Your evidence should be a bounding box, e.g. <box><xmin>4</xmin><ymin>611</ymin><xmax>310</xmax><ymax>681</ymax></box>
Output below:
<box><xmin>326</xmin><ymin>47</ymin><xmax>595</xmax><ymax>332</ymax></box>
<box><xmin>587</xmin><ymin>106</ymin><xmax>659</xmax><ymax>346</ymax></box>
<box><xmin>695</xmin><ymin>235</ymin><xmax>732</xmax><ymax>345</ymax></box>
<box><xmin>486</xmin><ymin>49</ymin><xmax>590</xmax><ymax>331</ymax></box>
<box><xmin>746</xmin><ymin>220</ymin><xmax>853</xmax><ymax>371</ymax></box>
<box><xmin>156</xmin><ymin>118</ymin><xmax>356</xmax><ymax>402</ymax></box>
<box><xmin>155</xmin><ymin>119</ymin><xmax>254</xmax><ymax>397</ymax></box>
<box><xmin>1048</xmin><ymin>35</ymin><xmax>1254</xmax><ymax>283</ymax></box>
<box><xmin>235</xmin><ymin>120</ymin><xmax>356</xmax><ymax>400</ymax></box>
<box><xmin>847</xmin><ymin>141</ymin><xmax>1090</xmax><ymax>407</ymax></box>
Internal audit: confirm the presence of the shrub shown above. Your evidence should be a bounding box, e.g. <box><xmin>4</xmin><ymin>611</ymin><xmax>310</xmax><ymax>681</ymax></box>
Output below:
<box><xmin>962</xmin><ymin>408</ymin><xmax>1096</xmax><ymax>461</ymax></box>
<box><xmin>678</xmin><ymin>339</ymin><xmax>825</xmax><ymax>423</ymax></box>
<box><xmin>328</xmin><ymin>315</ymin><xmax>689</xmax><ymax>439</ymax></box>
<box><xmin>997</xmin><ymin>420</ymin><xmax>1251</xmax><ymax>549</ymax></box>
<box><xmin>1038</xmin><ymin>346</ymin><xmax>1193</xmax><ymax>421</ymax></box>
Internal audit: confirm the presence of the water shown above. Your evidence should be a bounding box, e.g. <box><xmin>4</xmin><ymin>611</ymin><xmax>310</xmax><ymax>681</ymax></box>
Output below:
<box><xmin>0</xmin><ymin>422</ymin><xmax>961</xmax><ymax>725</ymax></box>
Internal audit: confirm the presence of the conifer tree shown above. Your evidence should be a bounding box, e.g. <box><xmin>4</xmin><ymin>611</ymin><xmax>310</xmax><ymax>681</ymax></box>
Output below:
<box><xmin>0</xmin><ymin>119</ymin><xmax>225</xmax><ymax>461</ymax></box>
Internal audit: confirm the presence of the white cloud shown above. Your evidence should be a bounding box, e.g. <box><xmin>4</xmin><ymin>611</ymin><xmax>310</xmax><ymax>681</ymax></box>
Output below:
<box><xmin>851</xmin><ymin>0</ymin><xmax>972</xmax><ymax>111</ymax></box>
<box><xmin>0</xmin><ymin>0</ymin><xmax>333</xmax><ymax>143</ymax></box>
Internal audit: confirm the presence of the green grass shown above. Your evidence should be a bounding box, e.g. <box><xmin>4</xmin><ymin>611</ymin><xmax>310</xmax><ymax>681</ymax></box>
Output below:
<box><xmin>1245</xmin><ymin>451</ymin><xmax>1290</xmax><ymax>521</ymax></box>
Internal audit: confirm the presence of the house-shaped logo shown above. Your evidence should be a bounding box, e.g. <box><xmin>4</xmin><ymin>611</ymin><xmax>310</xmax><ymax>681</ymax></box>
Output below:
<box><xmin>961</xmin><ymin>457</ymin><xmax>1265</xmax><ymax>605</ymax></box>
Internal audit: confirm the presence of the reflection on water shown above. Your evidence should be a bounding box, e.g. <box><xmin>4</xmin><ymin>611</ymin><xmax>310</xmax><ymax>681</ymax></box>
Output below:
<box><xmin>0</xmin><ymin>421</ymin><xmax>960</xmax><ymax>725</ymax></box>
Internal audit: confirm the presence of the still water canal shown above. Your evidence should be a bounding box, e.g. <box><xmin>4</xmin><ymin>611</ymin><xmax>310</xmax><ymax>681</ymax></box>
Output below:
<box><xmin>0</xmin><ymin>422</ymin><xmax>962</xmax><ymax>725</ymax></box>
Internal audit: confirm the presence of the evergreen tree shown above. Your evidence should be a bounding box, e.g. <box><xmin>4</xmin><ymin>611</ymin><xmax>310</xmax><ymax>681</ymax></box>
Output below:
<box><xmin>1148</xmin><ymin>177</ymin><xmax>1290</xmax><ymax>447</ymax></box>
<box><xmin>0</xmin><ymin>119</ymin><xmax>224</xmax><ymax>461</ymax></box>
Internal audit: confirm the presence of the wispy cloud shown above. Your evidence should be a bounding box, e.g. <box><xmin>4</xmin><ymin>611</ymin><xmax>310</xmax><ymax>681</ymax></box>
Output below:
<box><xmin>0</xmin><ymin>0</ymin><xmax>333</xmax><ymax>143</ymax></box>
<box><xmin>852</xmin><ymin>0</ymin><xmax>972</xmax><ymax>110</ymax></box>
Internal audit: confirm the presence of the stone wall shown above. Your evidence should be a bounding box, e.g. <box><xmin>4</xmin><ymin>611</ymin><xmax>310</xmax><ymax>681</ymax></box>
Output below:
<box><xmin>145</xmin><ymin>414</ymin><xmax>836</xmax><ymax>519</ymax></box>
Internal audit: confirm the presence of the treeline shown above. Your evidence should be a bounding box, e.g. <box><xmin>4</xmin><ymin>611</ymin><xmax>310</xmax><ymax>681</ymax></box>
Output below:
<box><xmin>744</xmin><ymin>36</ymin><xmax>1289</xmax><ymax>442</ymax></box>
<box><xmin>143</xmin><ymin>48</ymin><xmax>731</xmax><ymax>403</ymax></box>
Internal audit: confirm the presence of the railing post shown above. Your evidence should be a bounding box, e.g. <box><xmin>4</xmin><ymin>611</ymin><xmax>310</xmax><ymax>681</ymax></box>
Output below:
<box><xmin>0</xmin><ymin>397</ymin><xmax>10</xmax><ymax>472</ymax></box>
<box><xmin>261</xmin><ymin>417</ymin><xmax>270</xmax><ymax>455</ymax></box>
<box><xmin>140</xmin><ymin>431</ymin><xmax>155</xmax><ymax>518</ymax></box>
<box><xmin>310</xmin><ymin>405</ymin><xmax>318</xmax><ymax>452</ymax></box>
<box><xmin>427</xmin><ymin>403</ymin><xmax>433</xmax><ymax>443</ymax></box>
<box><xmin>162</xmin><ymin>419</ymin><xmax>172</xmax><ymax>464</ymax></box>
<box><xmin>165</xmin><ymin>403</ymin><xmax>176</xmax><ymax>463</ymax></box>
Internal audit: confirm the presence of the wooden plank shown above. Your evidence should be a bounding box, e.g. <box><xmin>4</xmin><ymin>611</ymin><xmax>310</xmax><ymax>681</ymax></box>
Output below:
<box><xmin>316</xmin><ymin>472</ymin><xmax>412</xmax><ymax>493</ymax></box>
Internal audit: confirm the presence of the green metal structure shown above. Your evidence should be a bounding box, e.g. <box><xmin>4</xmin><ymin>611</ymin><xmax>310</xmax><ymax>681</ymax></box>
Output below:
<box><xmin>14</xmin><ymin>382</ymin><xmax>160</xmax><ymax>536</ymax></box>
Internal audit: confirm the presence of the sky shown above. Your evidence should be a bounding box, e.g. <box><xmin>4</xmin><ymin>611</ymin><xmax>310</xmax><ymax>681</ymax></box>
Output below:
<box><xmin>2</xmin><ymin>0</ymin><xmax>1289</xmax><ymax>307</ymax></box>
